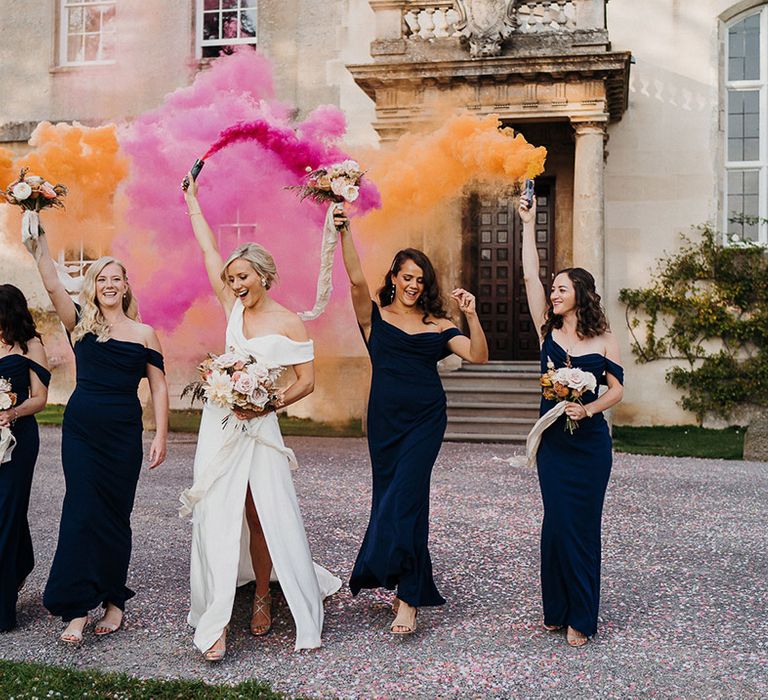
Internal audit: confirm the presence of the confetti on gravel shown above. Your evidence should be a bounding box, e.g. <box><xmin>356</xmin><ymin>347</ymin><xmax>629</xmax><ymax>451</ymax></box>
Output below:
<box><xmin>0</xmin><ymin>427</ymin><xmax>766</xmax><ymax>699</ymax></box>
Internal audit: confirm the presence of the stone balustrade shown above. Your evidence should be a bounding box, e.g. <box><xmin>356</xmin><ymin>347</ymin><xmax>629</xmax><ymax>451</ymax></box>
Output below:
<box><xmin>388</xmin><ymin>0</ymin><xmax>600</xmax><ymax>41</ymax></box>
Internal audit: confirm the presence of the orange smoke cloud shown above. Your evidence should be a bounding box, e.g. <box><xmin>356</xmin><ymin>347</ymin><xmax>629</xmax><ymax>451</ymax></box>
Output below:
<box><xmin>351</xmin><ymin>111</ymin><xmax>546</xmax><ymax>286</ymax></box>
<box><xmin>0</xmin><ymin>121</ymin><xmax>128</xmax><ymax>256</ymax></box>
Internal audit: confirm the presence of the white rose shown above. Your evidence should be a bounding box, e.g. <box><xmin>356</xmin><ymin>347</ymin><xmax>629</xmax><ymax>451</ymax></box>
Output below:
<box><xmin>213</xmin><ymin>351</ymin><xmax>246</xmax><ymax>370</ymax></box>
<box><xmin>247</xmin><ymin>363</ymin><xmax>269</xmax><ymax>381</ymax></box>
<box><xmin>341</xmin><ymin>184</ymin><xmax>359</xmax><ymax>202</ymax></box>
<box><xmin>248</xmin><ymin>386</ymin><xmax>269</xmax><ymax>408</ymax></box>
<box><xmin>330</xmin><ymin>177</ymin><xmax>349</xmax><ymax>197</ymax></box>
<box><xmin>0</xmin><ymin>379</ymin><xmax>12</xmax><ymax>393</ymax></box>
<box><xmin>232</xmin><ymin>371</ymin><xmax>256</xmax><ymax>396</ymax></box>
<box><xmin>0</xmin><ymin>394</ymin><xmax>11</xmax><ymax>410</ymax></box>
<box><xmin>11</xmin><ymin>182</ymin><xmax>32</xmax><ymax>201</ymax></box>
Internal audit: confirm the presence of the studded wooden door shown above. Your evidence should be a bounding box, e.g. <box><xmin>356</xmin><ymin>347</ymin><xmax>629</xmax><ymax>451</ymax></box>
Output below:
<box><xmin>466</xmin><ymin>181</ymin><xmax>555</xmax><ymax>360</ymax></box>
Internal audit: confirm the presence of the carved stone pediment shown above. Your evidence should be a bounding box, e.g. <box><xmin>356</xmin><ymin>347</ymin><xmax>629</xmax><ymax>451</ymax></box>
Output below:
<box><xmin>455</xmin><ymin>0</ymin><xmax>518</xmax><ymax>58</ymax></box>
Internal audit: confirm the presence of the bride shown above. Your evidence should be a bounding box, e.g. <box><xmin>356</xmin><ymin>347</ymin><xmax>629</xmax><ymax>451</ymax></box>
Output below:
<box><xmin>181</xmin><ymin>174</ymin><xmax>341</xmax><ymax>661</ymax></box>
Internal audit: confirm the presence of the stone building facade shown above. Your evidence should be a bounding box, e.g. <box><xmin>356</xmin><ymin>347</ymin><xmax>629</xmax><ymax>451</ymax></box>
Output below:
<box><xmin>1</xmin><ymin>0</ymin><xmax>766</xmax><ymax>427</ymax></box>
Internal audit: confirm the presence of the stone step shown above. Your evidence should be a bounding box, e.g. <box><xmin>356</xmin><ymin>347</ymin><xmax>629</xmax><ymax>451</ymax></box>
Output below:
<box><xmin>446</xmin><ymin>401</ymin><xmax>540</xmax><ymax>418</ymax></box>
<box><xmin>456</xmin><ymin>361</ymin><xmax>540</xmax><ymax>373</ymax></box>
<box><xmin>441</xmin><ymin>372</ymin><xmax>541</xmax><ymax>390</ymax></box>
<box><xmin>446</xmin><ymin>417</ymin><xmax>536</xmax><ymax>435</ymax></box>
<box><xmin>444</xmin><ymin>386</ymin><xmax>541</xmax><ymax>403</ymax></box>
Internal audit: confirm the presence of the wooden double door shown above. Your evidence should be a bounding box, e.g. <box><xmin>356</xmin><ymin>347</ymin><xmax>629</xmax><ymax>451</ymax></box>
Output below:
<box><xmin>465</xmin><ymin>180</ymin><xmax>555</xmax><ymax>361</ymax></box>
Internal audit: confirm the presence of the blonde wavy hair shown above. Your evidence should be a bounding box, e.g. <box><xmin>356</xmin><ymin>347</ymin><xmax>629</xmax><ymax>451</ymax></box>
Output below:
<box><xmin>220</xmin><ymin>243</ymin><xmax>278</xmax><ymax>290</ymax></box>
<box><xmin>72</xmin><ymin>256</ymin><xmax>139</xmax><ymax>343</ymax></box>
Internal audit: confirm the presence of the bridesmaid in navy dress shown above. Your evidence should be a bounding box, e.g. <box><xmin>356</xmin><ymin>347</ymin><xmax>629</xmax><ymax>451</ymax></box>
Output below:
<box><xmin>338</xmin><ymin>209</ymin><xmax>488</xmax><ymax>634</ymax></box>
<box><xmin>28</xmin><ymin>233</ymin><xmax>169</xmax><ymax>644</ymax></box>
<box><xmin>0</xmin><ymin>285</ymin><xmax>50</xmax><ymax>632</ymax></box>
<box><xmin>520</xmin><ymin>194</ymin><xmax>624</xmax><ymax>647</ymax></box>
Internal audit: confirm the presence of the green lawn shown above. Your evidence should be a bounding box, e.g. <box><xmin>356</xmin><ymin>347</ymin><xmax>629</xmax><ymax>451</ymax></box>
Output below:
<box><xmin>613</xmin><ymin>425</ymin><xmax>745</xmax><ymax>460</ymax></box>
<box><xmin>0</xmin><ymin>659</ymin><xmax>292</xmax><ymax>700</ymax></box>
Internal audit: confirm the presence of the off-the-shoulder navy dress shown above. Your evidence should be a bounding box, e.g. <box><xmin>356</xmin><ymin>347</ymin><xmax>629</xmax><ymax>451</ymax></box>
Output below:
<box><xmin>536</xmin><ymin>332</ymin><xmax>624</xmax><ymax>637</ymax></box>
<box><xmin>350</xmin><ymin>302</ymin><xmax>463</xmax><ymax>607</ymax></box>
<box><xmin>0</xmin><ymin>354</ymin><xmax>50</xmax><ymax>631</ymax></box>
<box><xmin>43</xmin><ymin>324</ymin><xmax>164</xmax><ymax>622</ymax></box>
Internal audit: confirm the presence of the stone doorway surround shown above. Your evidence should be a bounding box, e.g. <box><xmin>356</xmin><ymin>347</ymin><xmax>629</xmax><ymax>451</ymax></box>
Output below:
<box><xmin>347</xmin><ymin>0</ymin><xmax>631</xmax><ymax>296</ymax></box>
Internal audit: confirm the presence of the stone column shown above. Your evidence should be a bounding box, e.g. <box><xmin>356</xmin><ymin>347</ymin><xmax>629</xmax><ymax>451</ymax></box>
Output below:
<box><xmin>571</xmin><ymin>120</ymin><xmax>607</xmax><ymax>294</ymax></box>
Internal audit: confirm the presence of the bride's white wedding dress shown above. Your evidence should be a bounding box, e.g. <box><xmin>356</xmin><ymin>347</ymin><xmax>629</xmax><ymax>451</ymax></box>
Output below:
<box><xmin>181</xmin><ymin>299</ymin><xmax>341</xmax><ymax>652</ymax></box>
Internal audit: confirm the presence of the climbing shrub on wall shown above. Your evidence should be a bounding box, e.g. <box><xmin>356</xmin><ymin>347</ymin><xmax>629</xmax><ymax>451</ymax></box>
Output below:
<box><xmin>619</xmin><ymin>223</ymin><xmax>768</xmax><ymax>422</ymax></box>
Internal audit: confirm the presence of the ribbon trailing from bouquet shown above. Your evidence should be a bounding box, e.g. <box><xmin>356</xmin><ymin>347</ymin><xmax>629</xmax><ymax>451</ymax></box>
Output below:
<box><xmin>178</xmin><ymin>413</ymin><xmax>298</xmax><ymax>519</ymax></box>
<box><xmin>0</xmin><ymin>426</ymin><xmax>16</xmax><ymax>465</ymax></box>
<box><xmin>497</xmin><ymin>402</ymin><xmax>568</xmax><ymax>468</ymax></box>
<box><xmin>298</xmin><ymin>203</ymin><xmax>341</xmax><ymax>321</ymax></box>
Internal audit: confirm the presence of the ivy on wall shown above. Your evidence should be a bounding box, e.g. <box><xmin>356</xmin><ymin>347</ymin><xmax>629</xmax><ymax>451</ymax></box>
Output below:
<box><xmin>618</xmin><ymin>223</ymin><xmax>768</xmax><ymax>422</ymax></box>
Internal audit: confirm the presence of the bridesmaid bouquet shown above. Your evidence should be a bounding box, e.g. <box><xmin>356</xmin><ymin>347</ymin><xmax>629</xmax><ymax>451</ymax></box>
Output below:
<box><xmin>1</xmin><ymin>167</ymin><xmax>68</xmax><ymax>245</ymax></box>
<box><xmin>182</xmin><ymin>349</ymin><xmax>284</xmax><ymax>426</ymax></box>
<box><xmin>540</xmin><ymin>359</ymin><xmax>597</xmax><ymax>434</ymax></box>
<box><xmin>0</xmin><ymin>377</ymin><xmax>18</xmax><ymax>464</ymax></box>
<box><xmin>289</xmin><ymin>159</ymin><xmax>364</xmax><ymax>205</ymax></box>
<box><xmin>286</xmin><ymin>159</ymin><xmax>367</xmax><ymax>321</ymax></box>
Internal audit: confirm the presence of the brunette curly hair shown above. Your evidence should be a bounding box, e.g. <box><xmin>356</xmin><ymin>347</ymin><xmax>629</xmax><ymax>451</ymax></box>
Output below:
<box><xmin>541</xmin><ymin>267</ymin><xmax>609</xmax><ymax>339</ymax></box>
<box><xmin>377</xmin><ymin>248</ymin><xmax>449</xmax><ymax>325</ymax></box>
<box><xmin>0</xmin><ymin>284</ymin><xmax>42</xmax><ymax>354</ymax></box>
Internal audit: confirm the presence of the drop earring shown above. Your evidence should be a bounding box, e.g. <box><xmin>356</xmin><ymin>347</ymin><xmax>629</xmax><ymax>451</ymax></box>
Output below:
<box><xmin>261</xmin><ymin>277</ymin><xmax>267</xmax><ymax>287</ymax></box>
<box><xmin>390</xmin><ymin>284</ymin><xmax>396</xmax><ymax>303</ymax></box>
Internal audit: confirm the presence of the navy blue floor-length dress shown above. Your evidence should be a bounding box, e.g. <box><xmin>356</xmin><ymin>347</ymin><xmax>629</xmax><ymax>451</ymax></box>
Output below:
<box><xmin>0</xmin><ymin>355</ymin><xmax>50</xmax><ymax>631</ymax></box>
<box><xmin>43</xmin><ymin>330</ymin><xmax>164</xmax><ymax>622</ymax></box>
<box><xmin>350</xmin><ymin>302</ymin><xmax>462</xmax><ymax>608</ymax></box>
<box><xmin>536</xmin><ymin>332</ymin><xmax>624</xmax><ymax>637</ymax></box>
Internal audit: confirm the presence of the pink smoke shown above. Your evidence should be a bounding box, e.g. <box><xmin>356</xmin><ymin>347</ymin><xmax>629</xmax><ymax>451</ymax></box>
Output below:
<box><xmin>117</xmin><ymin>50</ymin><xmax>380</xmax><ymax>332</ymax></box>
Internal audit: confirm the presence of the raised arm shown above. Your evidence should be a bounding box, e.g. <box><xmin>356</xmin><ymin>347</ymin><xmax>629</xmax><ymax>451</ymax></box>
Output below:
<box><xmin>27</xmin><ymin>231</ymin><xmax>77</xmax><ymax>332</ymax></box>
<box><xmin>446</xmin><ymin>289</ymin><xmax>489</xmax><ymax>364</ymax></box>
<box><xmin>519</xmin><ymin>195</ymin><xmax>548</xmax><ymax>340</ymax></box>
<box><xmin>336</xmin><ymin>209</ymin><xmax>373</xmax><ymax>335</ymax></box>
<box><xmin>182</xmin><ymin>174</ymin><xmax>231</xmax><ymax>315</ymax></box>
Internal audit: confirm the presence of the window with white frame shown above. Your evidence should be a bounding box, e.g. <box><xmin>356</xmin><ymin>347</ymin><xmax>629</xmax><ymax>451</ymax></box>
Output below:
<box><xmin>724</xmin><ymin>5</ymin><xmax>768</xmax><ymax>244</ymax></box>
<box><xmin>198</xmin><ymin>0</ymin><xmax>258</xmax><ymax>59</ymax></box>
<box><xmin>60</xmin><ymin>0</ymin><xmax>116</xmax><ymax>66</ymax></box>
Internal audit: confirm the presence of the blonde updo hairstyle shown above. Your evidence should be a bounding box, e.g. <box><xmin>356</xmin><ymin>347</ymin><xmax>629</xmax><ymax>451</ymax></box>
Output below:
<box><xmin>220</xmin><ymin>243</ymin><xmax>278</xmax><ymax>290</ymax></box>
<box><xmin>72</xmin><ymin>256</ymin><xmax>139</xmax><ymax>343</ymax></box>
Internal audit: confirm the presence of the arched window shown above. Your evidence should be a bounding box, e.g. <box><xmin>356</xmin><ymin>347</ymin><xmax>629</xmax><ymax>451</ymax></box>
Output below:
<box><xmin>724</xmin><ymin>5</ymin><xmax>767</xmax><ymax>243</ymax></box>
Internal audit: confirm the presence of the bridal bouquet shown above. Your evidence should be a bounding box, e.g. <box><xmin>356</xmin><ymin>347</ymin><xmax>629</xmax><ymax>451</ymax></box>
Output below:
<box><xmin>0</xmin><ymin>377</ymin><xmax>18</xmax><ymax>464</ymax></box>
<box><xmin>540</xmin><ymin>359</ymin><xmax>597</xmax><ymax>434</ymax></box>
<box><xmin>1</xmin><ymin>167</ymin><xmax>68</xmax><ymax>244</ymax></box>
<box><xmin>182</xmin><ymin>348</ymin><xmax>284</xmax><ymax>426</ymax></box>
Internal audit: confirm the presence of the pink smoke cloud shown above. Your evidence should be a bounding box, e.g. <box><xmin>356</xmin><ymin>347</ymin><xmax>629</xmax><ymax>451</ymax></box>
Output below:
<box><xmin>117</xmin><ymin>50</ymin><xmax>379</xmax><ymax>333</ymax></box>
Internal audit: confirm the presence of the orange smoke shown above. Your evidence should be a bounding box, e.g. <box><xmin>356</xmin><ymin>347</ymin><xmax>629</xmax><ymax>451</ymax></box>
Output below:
<box><xmin>0</xmin><ymin>122</ymin><xmax>128</xmax><ymax>256</ymax></box>
<box><xmin>352</xmin><ymin>111</ymin><xmax>547</xmax><ymax>284</ymax></box>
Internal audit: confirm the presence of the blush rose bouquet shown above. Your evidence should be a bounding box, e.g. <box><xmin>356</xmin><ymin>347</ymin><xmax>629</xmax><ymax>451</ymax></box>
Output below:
<box><xmin>540</xmin><ymin>358</ymin><xmax>598</xmax><ymax>434</ymax></box>
<box><xmin>182</xmin><ymin>348</ymin><xmax>284</xmax><ymax>427</ymax></box>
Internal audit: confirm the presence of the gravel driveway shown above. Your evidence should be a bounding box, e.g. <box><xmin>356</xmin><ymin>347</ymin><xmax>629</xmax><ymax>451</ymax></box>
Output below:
<box><xmin>0</xmin><ymin>426</ymin><xmax>766</xmax><ymax>699</ymax></box>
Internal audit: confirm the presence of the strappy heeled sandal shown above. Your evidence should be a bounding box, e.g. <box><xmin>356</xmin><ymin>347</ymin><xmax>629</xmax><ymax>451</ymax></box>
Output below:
<box><xmin>203</xmin><ymin>627</ymin><xmax>228</xmax><ymax>662</ymax></box>
<box><xmin>392</xmin><ymin>597</ymin><xmax>401</xmax><ymax>615</ymax></box>
<box><xmin>566</xmin><ymin>626</ymin><xmax>589</xmax><ymax>647</ymax></box>
<box><xmin>94</xmin><ymin>607</ymin><xmax>124</xmax><ymax>636</ymax></box>
<box><xmin>543</xmin><ymin>623</ymin><xmax>564</xmax><ymax>631</ymax></box>
<box><xmin>390</xmin><ymin>603</ymin><xmax>418</xmax><ymax>635</ymax></box>
<box><xmin>250</xmin><ymin>592</ymin><xmax>272</xmax><ymax>636</ymax></box>
<box><xmin>60</xmin><ymin>617</ymin><xmax>87</xmax><ymax>646</ymax></box>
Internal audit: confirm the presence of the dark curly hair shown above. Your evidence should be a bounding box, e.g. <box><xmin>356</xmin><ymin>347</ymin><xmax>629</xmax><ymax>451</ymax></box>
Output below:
<box><xmin>0</xmin><ymin>284</ymin><xmax>42</xmax><ymax>354</ymax></box>
<box><xmin>377</xmin><ymin>248</ymin><xmax>449</xmax><ymax>325</ymax></box>
<box><xmin>541</xmin><ymin>267</ymin><xmax>609</xmax><ymax>339</ymax></box>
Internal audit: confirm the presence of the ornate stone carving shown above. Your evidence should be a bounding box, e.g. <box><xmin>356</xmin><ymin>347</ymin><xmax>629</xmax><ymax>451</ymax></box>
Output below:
<box><xmin>455</xmin><ymin>0</ymin><xmax>518</xmax><ymax>58</ymax></box>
